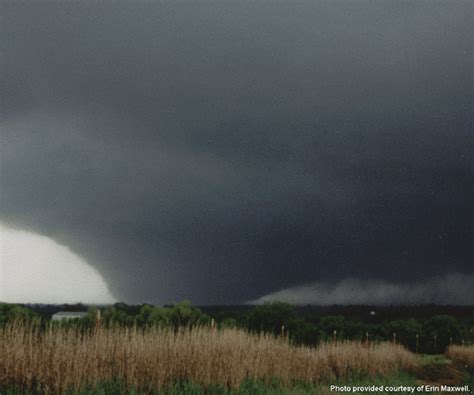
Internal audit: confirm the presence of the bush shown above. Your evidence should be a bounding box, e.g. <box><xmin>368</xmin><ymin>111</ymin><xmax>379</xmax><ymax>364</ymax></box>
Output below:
<box><xmin>0</xmin><ymin>303</ymin><xmax>38</xmax><ymax>326</ymax></box>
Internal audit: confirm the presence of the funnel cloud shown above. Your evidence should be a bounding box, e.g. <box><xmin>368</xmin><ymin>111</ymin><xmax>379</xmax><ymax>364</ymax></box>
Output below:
<box><xmin>1</xmin><ymin>1</ymin><xmax>473</xmax><ymax>304</ymax></box>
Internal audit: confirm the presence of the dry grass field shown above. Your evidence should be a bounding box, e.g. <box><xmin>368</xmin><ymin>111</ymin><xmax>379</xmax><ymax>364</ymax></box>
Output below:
<box><xmin>0</xmin><ymin>322</ymin><xmax>417</xmax><ymax>394</ymax></box>
<box><xmin>446</xmin><ymin>345</ymin><xmax>474</xmax><ymax>368</ymax></box>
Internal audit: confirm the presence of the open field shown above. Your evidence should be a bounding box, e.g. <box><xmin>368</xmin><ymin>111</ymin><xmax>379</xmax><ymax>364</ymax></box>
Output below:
<box><xmin>1</xmin><ymin>303</ymin><xmax>473</xmax><ymax>394</ymax></box>
<box><xmin>0</xmin><ymin>322</ymin><xmax>419</xmax><ymax>394</ymax></box>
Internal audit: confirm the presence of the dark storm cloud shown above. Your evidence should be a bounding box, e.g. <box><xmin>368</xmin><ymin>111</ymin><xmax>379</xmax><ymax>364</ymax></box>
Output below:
<box><xmin>1</xmin><ymin>1</ymin><xmax>473</xmax><ymax>304</ymax></box>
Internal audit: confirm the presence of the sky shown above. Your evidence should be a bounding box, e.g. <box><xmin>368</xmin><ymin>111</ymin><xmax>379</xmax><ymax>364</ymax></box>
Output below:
<box><xmin>1</xmin><ymin>0</ymin><xmax>473</xmax><ymax>305</ymax></box>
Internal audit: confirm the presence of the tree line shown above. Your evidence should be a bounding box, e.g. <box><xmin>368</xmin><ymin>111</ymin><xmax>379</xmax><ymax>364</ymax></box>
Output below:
<box><xmin>1</xmin><ymin>301</ymin><xmax>472</xmax><ymax>354</ymax></box>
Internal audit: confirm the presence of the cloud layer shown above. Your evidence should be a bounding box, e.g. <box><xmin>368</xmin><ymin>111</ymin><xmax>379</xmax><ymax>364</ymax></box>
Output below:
<box><xmin>251</xmin><ymin>274</ymin><xmax>474</xmax><ymax>305</ymax></box>
<box><xmin>1</xmin><ymin>1</ymin><xmax>472</xmax><ymax>304</ymax></box>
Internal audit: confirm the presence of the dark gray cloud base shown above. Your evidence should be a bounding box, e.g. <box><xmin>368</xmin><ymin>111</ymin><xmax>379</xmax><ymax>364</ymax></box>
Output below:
<box><xmin>1</xmin><ymin>1</ymin><xmax>473</xmax><ymax>304</ymax></box>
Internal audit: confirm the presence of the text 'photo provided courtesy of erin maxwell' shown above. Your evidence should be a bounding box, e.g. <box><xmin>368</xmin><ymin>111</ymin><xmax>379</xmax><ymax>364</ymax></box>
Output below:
<box><xmin>330</xmin><ymin>384</ymin><xmax>472</xmax><ymax>393</ymax></box>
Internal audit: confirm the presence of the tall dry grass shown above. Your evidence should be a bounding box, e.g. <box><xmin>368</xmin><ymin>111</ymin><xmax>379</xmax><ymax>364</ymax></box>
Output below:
<box><xmin>446</xmin><ymin>344</ymin><xmax>474</xmax><ymax>368</ymax></box>
<box><xmin>0</xmin><ymin>321</ymin><xmax>416</xmax><ymax>393</ymax></box>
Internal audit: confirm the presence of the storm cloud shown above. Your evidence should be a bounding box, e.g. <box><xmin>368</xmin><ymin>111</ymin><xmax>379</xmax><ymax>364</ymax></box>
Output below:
<box><xmin>251</xmin><ymin>273</ymin><xmax>474</xmax><ymax>306</ymax></box>
<box><xmin>1</xmin><ymin>1</ymin><xmax>473</xmax><ymax>304</ymax></box>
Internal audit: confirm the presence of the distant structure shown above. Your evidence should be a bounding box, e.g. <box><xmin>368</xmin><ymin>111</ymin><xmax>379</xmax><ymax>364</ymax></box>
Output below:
<box><xmin>369</xmin><ymin>310</ymin><xmax>376</xmax><ymax>316</ymax></box>
<box><xmin>52</xmin><ymin>311</ymin><xmax>87</xmax><ymax>321</ymax></box>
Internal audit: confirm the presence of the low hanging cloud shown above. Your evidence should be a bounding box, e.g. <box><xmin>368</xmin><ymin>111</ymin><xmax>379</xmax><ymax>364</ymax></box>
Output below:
<box><xmin>250</xmin><ymin>273</ymin><xmax>474</xmax><ymax>305</ymax></box>
<box><xmin>1</xmin><ymin>1</ymin><xmax>472</xmax><ymax>304</ymax></box>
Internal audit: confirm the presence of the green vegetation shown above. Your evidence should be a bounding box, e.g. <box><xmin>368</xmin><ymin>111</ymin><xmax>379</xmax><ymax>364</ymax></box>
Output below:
<box><xmin>418</xmin><ymin>353</ymin><xmax>451</xmax><ymax>366</ymax></box>
<box><xmin>0</xmin><ymin>373</ymin><xmax>419</xmax><ymax>394</ymax></box>
<box><xmin>1</xmin><ymin>302</ymin><xmax>473</xmax><ymax>394</ymax></box>
<box><xmin>0</xmin><ymin>303</ymin><xmax>38</xmax><ymax>326</ymax></box>
<box><xmin>0</xmin><ymin>301</ymin><xmax>472</xmax><ymax>354</ymax></box>
<box><xmin>93</xmin><ymin>300</ymin><xmax>211</xmax><ymax>328</ymax></box>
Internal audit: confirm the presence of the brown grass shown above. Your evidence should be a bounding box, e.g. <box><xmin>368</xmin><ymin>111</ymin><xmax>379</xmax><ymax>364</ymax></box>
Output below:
<box><xmin>0</xmin><ymin>322</ymin><xmax>417</xmax><ymax>393</ymax></box>
<box><xmin>446</xmin><ymin>344</ymin><xmax>474</xmax><ymax>368</ymax></box>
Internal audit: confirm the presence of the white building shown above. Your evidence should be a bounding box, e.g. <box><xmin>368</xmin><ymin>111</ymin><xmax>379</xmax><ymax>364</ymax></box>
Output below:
<box><xmin>52</xmin><ymin>311</ymin><xmax>87</xmax><ymax>321</ymax></box>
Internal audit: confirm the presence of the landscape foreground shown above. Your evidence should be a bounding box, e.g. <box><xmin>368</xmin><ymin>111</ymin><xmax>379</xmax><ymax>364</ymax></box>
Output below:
<box><xmin>1</xmin><ymin>321</ymin><xmax>473</xmax><ymax>394</ymax></box>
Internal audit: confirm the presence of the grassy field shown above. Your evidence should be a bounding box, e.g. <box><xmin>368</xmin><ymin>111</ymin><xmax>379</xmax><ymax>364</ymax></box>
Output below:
<box><xmin>1</xmin><ymin>374</ymin><xmax>420</xmax><ymax>395</ymax></box>
<box><xmin>446</xmin><ymin>345</ymin><xmax>474</xmax><ymax>368</ymax></box>
<box><xmin>1</xmin><ymin>322</ymin><xmax>473</xmax><ymax>394</ymax></box>
<box><xmin>0</xmin><ymin>322</ymin><xmax>422</xmax><ymax>394</ymax></box>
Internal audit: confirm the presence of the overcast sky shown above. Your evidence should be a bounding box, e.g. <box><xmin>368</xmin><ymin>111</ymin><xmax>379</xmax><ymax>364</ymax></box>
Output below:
<box><xmin>1</xmin><ymin>0</ymin><xmax>473</xmax><ymax>304</ymax></box>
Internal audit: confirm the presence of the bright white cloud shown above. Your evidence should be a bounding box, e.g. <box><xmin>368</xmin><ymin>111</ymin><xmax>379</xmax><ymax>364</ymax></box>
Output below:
<box><xmin>250</xmin><ymin>273</ymin><xmax>474</xmax><ymax>305</ymax></box>
<box><xmin>0</xmin><ymin>222</ymin><xmax>115</xmax><ymax>304</ymax></box>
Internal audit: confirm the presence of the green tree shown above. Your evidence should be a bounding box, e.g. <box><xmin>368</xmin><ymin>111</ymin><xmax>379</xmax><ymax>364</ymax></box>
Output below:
<box><xmin>167</xmin><ymin>301</ymin><xmax>210</xmax><ymax>328</ymax></box>
<box><xmin>247</xmin><ymin>302</ymin><xmax>300</xmax><ymax>336</ymax></box>
<box><xmin>292</xmin><ymin>320</ymin><xmax>319</xmax><ymax>346</ymax></box>
<box><xmin>219</xmin><ymin>318</ymin><xmax>238</xmax><ymax>329</ymax></box>
<box><xmin>317</xmin><ymin>316</ymin><xmax>349</xmax><ymax>341</ymax></box>
<box><xmin>422</xmin><ymin>315</ymin><xmax>462</xmax><ymax>353</ymax></box>
<box><xmin>381</xmin><ymin>319</ymin><xmax>422</xmax><ymax>351</ymax></box>
<box><xmin>0</xmin><ymin>303</ymin><xmax>38</xmax><ymax>326</ymax></box>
